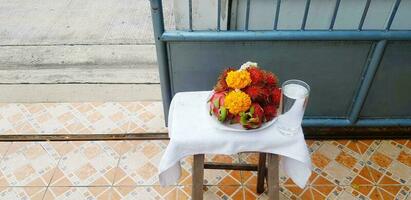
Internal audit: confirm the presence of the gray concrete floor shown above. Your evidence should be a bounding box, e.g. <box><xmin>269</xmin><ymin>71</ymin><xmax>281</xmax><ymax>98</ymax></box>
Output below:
<box><xmin>0</xmin><ymin>0</ymin><xmax>174</xmax><ymax>102</ymax></box>
<box><xmin>0</xmin><ymin>0</ymin><xmax>174</xmax><ymax>45</ymax></box>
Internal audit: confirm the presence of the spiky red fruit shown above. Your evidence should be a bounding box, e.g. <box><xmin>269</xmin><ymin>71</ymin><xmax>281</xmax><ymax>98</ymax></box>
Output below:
<box><xmin>271</xmin><ymin>87</ymin><xmax>281</xmax><ymax>106</ymax></box>
<box><xmin>265</xmin><ymin>71</ymin><xmax>278</xmax><ymax>87</ymax></box>
<box><xmin>247</xmin><ymin>67</ymin><xmax>265</xmax><ymax>85</ymax></box>
<box><xmin>263</xmin><ymin>104</ymin><xmax>277</xmax><ymax>122</ymax></box>
<box><xmin>214</xmin><ymin>68</ymin><xmax>235</xmax><ymax>92</ymax></box>
<box><xmin>244</xmin><ymin>85</ymin><xmax>265</xmax><ymax>101</ymax></box>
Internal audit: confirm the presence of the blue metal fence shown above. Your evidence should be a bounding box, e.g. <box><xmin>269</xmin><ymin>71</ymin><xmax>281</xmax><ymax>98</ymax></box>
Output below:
<box><xmin>149</xmin><ymin>0</ymin><xmax>411</xmax><ymax>128</ymax></box>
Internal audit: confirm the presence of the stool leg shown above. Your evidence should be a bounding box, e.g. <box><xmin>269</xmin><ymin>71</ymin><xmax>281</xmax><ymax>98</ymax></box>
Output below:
<box><xmin>192</xmin><ymin>154</ymin><xmax>204</xmax><ymax>200</ymax></box>
<box><xmin>256</xmin><ymin>153</ymin><xmax>266</xmax><ymax>194</ymax></box>
<box><xmin>267</xmin><ymin>154</ymin><xmax>279</xmax><ymax>200</ymax></box>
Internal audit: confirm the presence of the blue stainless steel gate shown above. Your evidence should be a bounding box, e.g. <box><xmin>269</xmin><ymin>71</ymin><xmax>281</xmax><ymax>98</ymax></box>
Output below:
<box><xmin>149</xmin><ymin>0</ymin><xmax>411</xmax><ymax>128</ymax></box>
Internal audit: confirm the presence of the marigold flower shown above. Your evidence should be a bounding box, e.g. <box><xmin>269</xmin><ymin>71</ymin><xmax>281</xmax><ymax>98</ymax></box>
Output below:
<box><xmin>225</xmin><ymin>90</ymin><xmax>252</xmax><ymax>114</ymax></box>
<box><xmin>225</xmin><ymin>70</ymin><xmax>252</xmax><ymax>89</ymax></box>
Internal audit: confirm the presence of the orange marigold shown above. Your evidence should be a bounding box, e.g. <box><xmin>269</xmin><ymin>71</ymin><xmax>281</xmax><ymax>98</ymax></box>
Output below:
<box><xmin>225</xmin><ymin>70</ymin><xmax>252</xmax><ymax>89</ymax></box>
<box><xmin>225</xmin><ymin>90</ymin><xmax>252</xmax><ymax>114</ymax></box>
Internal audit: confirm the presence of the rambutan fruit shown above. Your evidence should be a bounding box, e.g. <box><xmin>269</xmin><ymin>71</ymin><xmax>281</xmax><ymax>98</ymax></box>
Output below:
<box><xmin>244</xmin><ymin>85</ymin><xmax>266</xmax><ymax>102</ymax></box>
<box><xmin>264</xmin><ymin>71</ymin><xmax>278</xmax><ymax>87</ymax></box>
<box><xmin>263</xmin><ymin>104</ymin><xmax>277</xmax><ymax>122</ymax></box>
<box><xmin>247</xmin><ymin>67</ymin><xmax>265</xmax><ymax>85</ymax></box>
<box><xmin>271</xmin><ymin>87</ymin><xmax>281</xmax><ymax>106</ymax></box>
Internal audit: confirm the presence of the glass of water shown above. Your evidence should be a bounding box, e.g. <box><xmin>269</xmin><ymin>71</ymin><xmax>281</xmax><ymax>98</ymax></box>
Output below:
<box><xmin>276</xmin><ymin>79</ymin><xmax>310</xmax><ymax>136</ymax></box>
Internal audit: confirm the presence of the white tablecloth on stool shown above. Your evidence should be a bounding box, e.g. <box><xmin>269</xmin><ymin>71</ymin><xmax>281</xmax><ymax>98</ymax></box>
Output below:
<box><xmin>158</xmin><ymin>91</ymin><xmax>312</xmax><ymax>188</ymax></box>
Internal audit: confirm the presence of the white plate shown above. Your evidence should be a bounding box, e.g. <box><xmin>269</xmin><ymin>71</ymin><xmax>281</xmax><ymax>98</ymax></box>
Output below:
<box><xmin>206</xmin><ymin>92</ymin><xmax>276</xmax><ymax>132</ymax></box>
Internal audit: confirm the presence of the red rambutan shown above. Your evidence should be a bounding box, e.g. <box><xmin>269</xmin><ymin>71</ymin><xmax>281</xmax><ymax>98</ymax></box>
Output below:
<box><xmin>247</xmin><ymin>67</ymin><xmax>265</xmax><ymax>85</ymax></box>
<box><xmin>271</xmin><ymin>87</ymin><xmax>281</xmax><ymax>106</ymax></box>
<box><xmin>263</xmin><ymin>104</ymin><xmax>277</xmax><ymax>121</ymax></box>
<box><xmin>244</xmin><ymin>85</ymin><xmax>267</xmax><ymax>102</ymax></box>
<box><xmin>264</xmin><ymin>71</ymin><xmax>278</xmax><ymax>87</ymax></box>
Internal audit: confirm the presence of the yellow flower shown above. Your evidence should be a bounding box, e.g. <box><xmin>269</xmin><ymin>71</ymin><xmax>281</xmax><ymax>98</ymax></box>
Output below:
<box><xmin>225</xmin><ymin>70</ymin><xmax>252</xmax><ymax>89</ymax></box>
<box><xmin>225</xmin><ymin>90</ymin><xmax>252</xmax><ymax>114</ymax></box>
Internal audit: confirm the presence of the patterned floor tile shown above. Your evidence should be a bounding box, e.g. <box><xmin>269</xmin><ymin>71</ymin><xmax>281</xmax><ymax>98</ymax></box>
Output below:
<box><xmin>178</xmin><ymin>156</ymin><xmax>194</xmax><ymax>185</ymax></box>
<box><xmin>335</xmin><ymin>185</ymin><xmax>410</xmax><ymax>200</ymax></box>
<box><xmin>203</xmin><ymin>154</ymin><xmax>242</xmax><ymax>186</ymax></box>
<box><xmin>368</xmin><ymin>140</ymin><xmax>411</xmax><ymax>185</ymax></box>
<box><xmin>43</xmin><ymin>187</ymin><xmax>111</xmax><ymax>200</ymax></box>
<box><xmin>174</xmin><ymin>153</ymin><xmax>242</xmax><ymax>186</ymax></box>
<box><xmin>50</xmin><ymin>141</ymin><xmax>123</xmax><ymax>186</ymax></box>
<box><xmin>111</xmin><ymin>186</ymin><xmax>177</xmax><ymax>200</ymax></box>
<box><xmin>0</xmin><ymin>102</ymin><xmax>167</xmax><ymax>135</ymax></box>
<box><xmin>114</xmin><ymin>141</ymin><xmax>168</xmax><ymax>186</ymax></box>
<box><xmin>239</xmin><ymin>152</ymin><xmax>290</xmax><ymax>186</ymax></box>
<box><xmin>0</xmin><ymin>142</ymin><xmax>60</xmax><ymax>186</ymax></box>
<box><xmin>0</xmin><ymin>143</ymin><xmax>11</xmax><ymax>159</ymax></box>
<box><xmin>311</xmin><ymin>141</ymin><xmax>368</xmax><ymax>186</ymax></box>
<box><xmin>0</xmin><ymin>187</ymin><xmax>46</xmax><ymax>200</ymax></box>
<box><xmin>177</xmin><ymin>186</ymin><xmax>244</xmax><ymax>200</ymax></box>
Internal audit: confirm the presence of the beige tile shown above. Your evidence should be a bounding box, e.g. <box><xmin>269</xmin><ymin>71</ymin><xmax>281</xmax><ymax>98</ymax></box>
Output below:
<box><xmin>378</xmin><ymin>141</ymin><xmax>402</xmax><ymax>159</ymax></box>
<box><xmin>0</xmin><ymin>142</ymin><xmax>60</xmax><ymax>186</ymax></box>
<box><xmin>388</xmin><ymin>161</ymin><xmax>411</xmax><ymax>184</ymax></box>
<box><xmin>0</xmin><ymin>143</ymin><xmax>11</xmax><ymax>158</ymax></box>
<box><xmin>50</xmin><ymin>141</ymin><xmax>123</xmax><ymax>186</ymax></box>
<box><xmin>111</xmin><ymin>186</ymin><xmax>177</xmax><ymax>200</ymax></box>
<box><xmin>114</xmin><ymin>141</ymin><xmax>168</xmax><ymax>186</ymax></box>
<box><xmin>44</xmin><ymin>187</ymin><xmax>111</xmax><ymax>200</ymax></box>
<box><xmin>0</xmin><ymin>101</ymin><xmax>167</xmax><ymax>135</ymax></box>
<box><xmin>177</xmin><ymin>186</ymin><xmax>244</xmax><ymax>200</ymax></box>
<box><xmin>0</xmin><ymin>187</ymin><xmax>46</xmax><ymax>200</ymax></box>
<box><xmin>317</xmin><ymin>142</ymin><xmax>341</xmax><ymax>160</ymax></box>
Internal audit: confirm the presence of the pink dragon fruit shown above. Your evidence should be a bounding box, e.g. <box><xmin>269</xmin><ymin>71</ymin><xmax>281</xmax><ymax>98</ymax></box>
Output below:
<box><xmin>209</xmin><ymin>92</ymin><xmax>228</xmax><ymax>122</ymax></box>
<box><xmin>240</xmin><ymin>103</ymin><xmax>264</xmax><ymax>129</ymax></box>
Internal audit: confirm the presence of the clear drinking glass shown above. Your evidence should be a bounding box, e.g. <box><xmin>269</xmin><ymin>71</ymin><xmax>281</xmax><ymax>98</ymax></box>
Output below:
<box><xmin>276</xmin><ymin>80</ymin><xmax>310</xmax><ymax>136</ymax></box>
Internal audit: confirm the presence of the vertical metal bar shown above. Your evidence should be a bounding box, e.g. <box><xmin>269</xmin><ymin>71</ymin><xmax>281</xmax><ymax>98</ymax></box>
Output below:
<box><xmin>358</xmin><ymin>0</ymin><xmax>371</xmax><ymax>30</ymax></box>
<box><xmin>273</xmin><ymin>0</ymin><xmax>281</xmax><ymax>30</ymax></box>
<box><xmin>245</xmin><ymin>0</ymin><xmax>251</xmax><ymax>30</ymax></box>
<box><xmin>329</xmin><ymin>0</ymin><xmax>341</xmax><ymax>30</ymax></box>
<box><xmin>217</xmin><ymin>0</ymin><xmax>221</xmax><ymax>31</ymax></box>
<box><xmin>386</xmin><ymin>0</ymin><xmax>401</xmax><ymax>30</ymax></box>
<box><xmin>348</xmin><ymin>40</ymin><xmax>387</xmax><ymax>124</ymax></box>
<box><xmin>189</xmin><ymin>0</ymin><xmax>193</xmax><ymax>31</ymax></box>
<box><xmin>149</xmin><ymin>0</ymin><xmax>172</xmax><ymax>125</ymax></box>
<box><xmin>301</xmin><ymin>0</ymin><xmax>311</xmax><ymax>30</ymax></box>
<box><xmin>227</xmin><ymin>0</ymin><xmax>233</xmax><ymax>30</ymax></box>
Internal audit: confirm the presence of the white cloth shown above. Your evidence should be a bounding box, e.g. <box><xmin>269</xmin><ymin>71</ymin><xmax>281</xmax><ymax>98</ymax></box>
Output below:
<box><xmin>158</xmin><ymin>91</ymin><xmax>312</xmax><ymax>188</ymax></box>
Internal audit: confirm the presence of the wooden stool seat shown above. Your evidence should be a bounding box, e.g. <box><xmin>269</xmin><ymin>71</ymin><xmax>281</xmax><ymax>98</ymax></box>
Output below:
<box><xmin>192</xmin><ymin>153</ymin><xmax>279</xmax><ymax>200</ymax></box>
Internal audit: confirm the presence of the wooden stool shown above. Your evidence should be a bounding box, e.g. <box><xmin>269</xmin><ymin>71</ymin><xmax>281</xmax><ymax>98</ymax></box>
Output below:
<box><xmin>192</xmin><ymin>153</ymin><xmax>279</xmax><ymax>200</ymax></box>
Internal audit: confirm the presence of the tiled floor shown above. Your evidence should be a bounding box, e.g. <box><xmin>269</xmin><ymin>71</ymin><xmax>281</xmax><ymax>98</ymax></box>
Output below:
<box><xmin>0</xmin><ymin>140</ymin><xmax>409</xmax><ymax>200</ymax></box>
<box><xmin>0</xmin><ymin>102</ymin><xmax>410</xmax><ymax>199</ymax></box>
<box><xmin>0</xmin><ymin>102</ymin><xmax>167</xmax><ymax>134</ymax></box>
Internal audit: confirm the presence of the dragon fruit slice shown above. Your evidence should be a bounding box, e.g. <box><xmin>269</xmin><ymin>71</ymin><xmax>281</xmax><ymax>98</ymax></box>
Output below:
<box><xmin>240</xmin><ymin>103</ymin><xmax>264</xmax><ymax>129</ymax></box>
<box><xmin>209</xmin><ymin>92</ymin><xmax>228</xmax><ymax>122</ymax></box>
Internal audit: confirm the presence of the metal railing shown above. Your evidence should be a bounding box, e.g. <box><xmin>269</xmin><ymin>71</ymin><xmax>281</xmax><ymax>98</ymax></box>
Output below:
<box><xmin>149</xmin><ymin>0</ymin><xmax>411</xmax><ymax>128</ymax></box>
